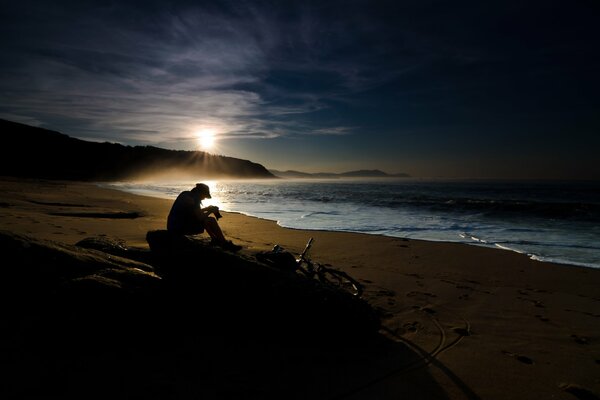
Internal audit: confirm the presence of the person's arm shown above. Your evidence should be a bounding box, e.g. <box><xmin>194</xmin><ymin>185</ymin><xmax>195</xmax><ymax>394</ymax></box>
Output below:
<box><xmin>196</xmin><ymin>205</ymin><xmax>219</xmax><ymax>219</ymax></box>
<box><xmin>177</xmin><ymin>195</ymin><xmax>211</xmax><ymax>220</ymax></box>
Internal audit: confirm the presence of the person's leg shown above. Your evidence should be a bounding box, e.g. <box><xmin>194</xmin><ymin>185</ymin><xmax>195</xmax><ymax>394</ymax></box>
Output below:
<box><xmin>169</xmin><ymin>219</ymin><xmax>204</xmax><ymax>236</ymax></box>
<box><xmin>203</xmin><ymin>217</ymin><xmax>227</xmax><ymax>243</ymax></box>
<box><xmin>203</xmin><ymin>217</ymin><xmax>242</xmax><ymax>251</ymax></box>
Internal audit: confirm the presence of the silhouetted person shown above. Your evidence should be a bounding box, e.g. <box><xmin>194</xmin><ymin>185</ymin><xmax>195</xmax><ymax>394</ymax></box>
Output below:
<box><xmin>167</xmin><ymin>183</ymin><xmax>241</xmax><ymax>251</ymax></box>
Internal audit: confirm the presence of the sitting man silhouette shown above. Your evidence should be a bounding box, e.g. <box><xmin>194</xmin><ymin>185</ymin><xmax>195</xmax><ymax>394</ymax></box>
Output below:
<box><xmin>167</xmin><ymin>183</ymin><xmax>241</xmax><ymax>251</ymax></box>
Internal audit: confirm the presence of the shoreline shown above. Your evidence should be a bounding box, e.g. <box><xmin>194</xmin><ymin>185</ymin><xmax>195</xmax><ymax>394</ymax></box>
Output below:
<box><xmin>237</xmin><ymin>209</ymin><xmax>597</xmax><ymax>270</ymax></box>
<box><xmin>1</xmin><ymin>177</ymin><xmax>599</xmax><ymax>399</ymax></box>
<box><xmin>99</xmin><ymin>182</ymin><xmax>600</xmax><ymax>269</ymax></box>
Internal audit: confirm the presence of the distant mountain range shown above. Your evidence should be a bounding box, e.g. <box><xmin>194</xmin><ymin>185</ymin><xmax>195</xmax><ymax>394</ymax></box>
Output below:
<box><xmin>269</xmin><ymin>169</ymin><xmax>410</xmax><ymax>179</ymax></box>
<box><xmin>0</xmin><ymin>119</ymin><xmax>274</xmax><ymax>181</ymax></box>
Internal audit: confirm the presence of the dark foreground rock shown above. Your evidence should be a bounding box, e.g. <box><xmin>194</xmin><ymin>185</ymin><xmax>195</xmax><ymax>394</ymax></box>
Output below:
<box><xmin>145</xmin><ymin>230</ymin><xmax>379</xmax><ymax>338</ymax></box>
<box><xmin>0</xmin><ymin>230</ymin><xmax>382</xmax><ymax>399</ymax></box>
<box><xmin>0</xmin><ymin>230</ymin><xmax>159</xmax><ymax>304</ymax></box>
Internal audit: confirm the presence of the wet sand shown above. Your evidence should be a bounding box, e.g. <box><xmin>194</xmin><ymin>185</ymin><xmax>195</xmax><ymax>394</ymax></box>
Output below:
<box><xmin>1</xmin><ymin>177</ymin><xmax>599</xmax><ymax>399</ymax></box>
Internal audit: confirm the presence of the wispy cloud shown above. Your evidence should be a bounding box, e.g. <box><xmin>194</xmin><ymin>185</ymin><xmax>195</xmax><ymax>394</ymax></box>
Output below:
<box><xmin>0</xmin><ymin>2</ymin><xmax>428</xmax><ymax>148</ymax></box>
<box><xmin>308</xmin><ymin>127</ymin><xmax>353</xmax><ymax>136</ymax></box>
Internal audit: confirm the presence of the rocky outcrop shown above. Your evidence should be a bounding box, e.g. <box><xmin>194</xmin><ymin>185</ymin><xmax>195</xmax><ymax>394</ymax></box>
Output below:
<box><xmin>1</xmin><ymin>229</ymin><xmax>379</xmax><ymax>340</ymax></box>
<box><xmin>0</xmin><ymin>230</ymin><xmax>380</xmax><ymax>398</ymax></box>
<box><xmin>145</xmin><ymin>229</ymin><xmax>380</xmax><ymax>339</ymax></box>
<box><xmin>0</xmin><ymin>230</ymin><xmax>159</xmax><ymax>301</ymax></box>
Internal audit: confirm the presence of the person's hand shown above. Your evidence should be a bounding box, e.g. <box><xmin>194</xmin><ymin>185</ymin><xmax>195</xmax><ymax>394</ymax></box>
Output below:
<box><xmin>212</xmin><ymin>206</ymin><xmax>223</xmax><ymax>219</ymax></box>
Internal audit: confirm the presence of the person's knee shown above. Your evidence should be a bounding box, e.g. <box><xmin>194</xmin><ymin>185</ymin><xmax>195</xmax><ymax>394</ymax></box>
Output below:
<box><xmin>205</xmin><ymin>216</ymin><xmax>218</xmax><ymax>226</ymax></box>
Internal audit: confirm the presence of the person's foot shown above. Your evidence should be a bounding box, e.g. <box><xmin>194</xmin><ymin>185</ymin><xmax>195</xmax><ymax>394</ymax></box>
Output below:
<box><xmin>213</xmin><ymin>239</ymin><xmax>242</xmax><ymax>251</ymax></box>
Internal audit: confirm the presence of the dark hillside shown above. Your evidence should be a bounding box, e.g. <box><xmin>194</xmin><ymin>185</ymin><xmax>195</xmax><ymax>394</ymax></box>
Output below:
<box><xmin>0</xmin><ymin>119</ymin><xmax>274</xmax><ymax>180</ymax></box>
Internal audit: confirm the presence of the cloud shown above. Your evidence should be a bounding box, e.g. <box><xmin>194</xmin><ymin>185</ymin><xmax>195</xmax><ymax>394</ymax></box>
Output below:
<box><xmin>308</xmin><ymin>127</ymin><xmax>354</xmax><ymax>136</ymax></box>
<box><xmin>0</xmin><ymin>2</ymin><xmax>420</xmax><ymax>147</ymax></box>
<box><xmin>1</xmin><ymin>4</ymin><xmax>273</xmax><ymax>143</ymax></box>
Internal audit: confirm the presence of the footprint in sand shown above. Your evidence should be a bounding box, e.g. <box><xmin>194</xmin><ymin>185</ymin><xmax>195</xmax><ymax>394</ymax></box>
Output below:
<box><xmin>453</xmin><ymin>327</ymin><xmax>471</xmax><ymax>336</ymax></box>
<box><xmin>420</xmin><ymin>306</ymin><xmax>436</xmax><ymax>315</ymax></box>
<box><xmin>406</xmin><ymin>291</ymin><xmax>437</xmax><ymax>298</ymax></box>
<box><xmin>376</xmin><ymin>307</ymin><xmax>394</xmax><ymax>319</ymax></box>
<box><xmin>565</xmin><ymin>309</ymin><xmax>600</xmax><ymax>318</ymax></box>
<box><xmin>533</xmin><ymin>288</ymin><xmax>550</xmax><ymax>294</ymax></box>
<box><xmin>559</xmin><ymin>383</ymin><xmax>600</xmax><ymax>400</ymax></box>
<box><xmin>571</xmin><ymin>335</ymin><xmax>590</xmax><ymax>345</ymax></box>
<box><xmin>518</xmin><ymin>296</ymin><xmax>545</xmax><ymax>308</ymax></box>
<box><xmin>583</xmin><ymin>311</ymin><xmax>600</xmax><ymax>318</ymax></box>
<box><xmin>535</xmin><ymin>314</ymin><xmax>551</xmax><ymax>322</ymax></box>
<box><xmin>377</xmin><ymin>289</ymin><xmax>395</xmax><ymax>296</ymax></box>
<box><xmin>516</xmin><ymin>356</ymin><xmax>534</xmax><ymax>365</ymax></box>
<box><xmin>401</xmin><ymin>321</ymin><xmax>423</xmax><ymax>333</ymax></box>
<box><xmin>502</xmin><ymin>350</ymin><xmax>534</xmax><ymax>365</ymax></box>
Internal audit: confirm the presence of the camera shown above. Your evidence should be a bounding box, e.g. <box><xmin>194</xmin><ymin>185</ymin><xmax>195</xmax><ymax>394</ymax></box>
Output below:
<box><xmin>213</xmin><ymin>207</ymin><xmax>223</xmax><ymax>220</ymax></box>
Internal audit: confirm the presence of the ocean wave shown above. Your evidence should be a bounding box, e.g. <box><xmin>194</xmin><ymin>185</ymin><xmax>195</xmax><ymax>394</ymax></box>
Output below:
<box><xmin>529</xmin><ymin>255</ymin><xmax>600</xmax><ymax>269</ymax></box>
<box><xmin>301</xmin><ymin>211</ymin><xmax>343</xmax><ymax>218</ymax></box>
<box><xmin>460</xmin><ymin>232</ymin><xmax>489</xmax><ymax>244</ymax></box>
<box><xmin>220</xmin><ymin>181</ymin><xmax>600</xmax><ymax>222</ymax></box>
<box><xmin>494</xmin><ymin>243</ymin><xmax>528</xmax><ymax>254</ymax></box>
<box><xmin>496</xmin><ymin>241</ymin><xmax>600</xmax><ymax>251</ymax></box>
<box><xmin>102</xmin><ymin>180</ymin><xmax>600</xmax><ymax>269</ymax></box>
<box><xmin>370</xmin><ymin>198</ymin><xmax>600</xmax><ymax>222</ymax></box>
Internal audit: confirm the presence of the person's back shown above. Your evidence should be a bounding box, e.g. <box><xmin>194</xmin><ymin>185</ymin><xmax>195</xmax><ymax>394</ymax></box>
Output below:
<box><xmin>166</xmin><ymin>183</ymin><xmax>241</xmax><ymax>251</ymax></box>
<box><xmin>167</xmin><ymin>190</ymin><xmax>201</xmax><ymax>234</ymax></box>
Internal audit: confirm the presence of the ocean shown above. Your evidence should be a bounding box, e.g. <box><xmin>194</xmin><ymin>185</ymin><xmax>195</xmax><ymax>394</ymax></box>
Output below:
<box><xmin>102</xmin><ymin>179</ymin><xmax>600</xmax><ymax>269</ymax></box>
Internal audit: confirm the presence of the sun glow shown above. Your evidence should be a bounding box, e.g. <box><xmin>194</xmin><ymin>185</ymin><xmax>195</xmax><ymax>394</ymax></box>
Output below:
<box><xmin>197</xmin><ymin>129</ymin><xmax>216</xmax><ymax>150</ymax></box>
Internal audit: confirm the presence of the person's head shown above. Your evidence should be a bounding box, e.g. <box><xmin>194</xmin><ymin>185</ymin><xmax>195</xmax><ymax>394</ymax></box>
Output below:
<box><xmin>191</xmin><ymin>183</ymin><xmax>212</xmax><ymax>200</ymax></box>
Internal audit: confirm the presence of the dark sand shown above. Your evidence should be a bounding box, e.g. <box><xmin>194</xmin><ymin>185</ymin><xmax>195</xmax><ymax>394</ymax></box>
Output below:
<box><xmin>1</xmin><ymin>177</ymin><xmax>599</xmax><ymax>399</ymax></box>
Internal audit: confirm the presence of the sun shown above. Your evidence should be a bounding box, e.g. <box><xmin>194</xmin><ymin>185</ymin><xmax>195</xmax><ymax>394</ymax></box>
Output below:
<box><xmin>197</xmin><ymin>129</ymin><xmax>216</xmax><ymax>150</ymax></box>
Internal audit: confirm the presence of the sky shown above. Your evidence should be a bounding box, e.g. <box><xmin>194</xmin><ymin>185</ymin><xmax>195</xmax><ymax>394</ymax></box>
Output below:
<box><xmin>1</xmin><ymin>0</ymin><xmax>599</xmax><ymax>179</ymax></box>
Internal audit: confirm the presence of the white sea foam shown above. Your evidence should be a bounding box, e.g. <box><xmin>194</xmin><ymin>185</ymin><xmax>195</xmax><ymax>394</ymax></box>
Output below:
<box><xmin>461</xmin><ymin>232</ymin><xmax>489</xmax><ymax>244</ymax></box>
<box><xmin>101</xmin><ymin>179</ymin><xmax>600</xmax><ymax>269</ymax></box>
<box><xmin>494</xmin><ymin>243</ymin><xmax>527</xmax><ymax>254</ymax></box>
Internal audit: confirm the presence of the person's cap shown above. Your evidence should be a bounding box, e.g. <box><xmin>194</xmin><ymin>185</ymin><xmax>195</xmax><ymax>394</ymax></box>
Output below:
<box><xmin>192</xmin><ymin>183</ymin><xmax>211</xmax><ymax>198</ymax></box>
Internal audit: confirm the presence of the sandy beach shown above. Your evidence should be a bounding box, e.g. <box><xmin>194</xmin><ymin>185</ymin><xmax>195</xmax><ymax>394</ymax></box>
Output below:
<box><xmin>1</xmin><ymin>176</ymin><xmax>599</xmax><ymax>399</ymax></box>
